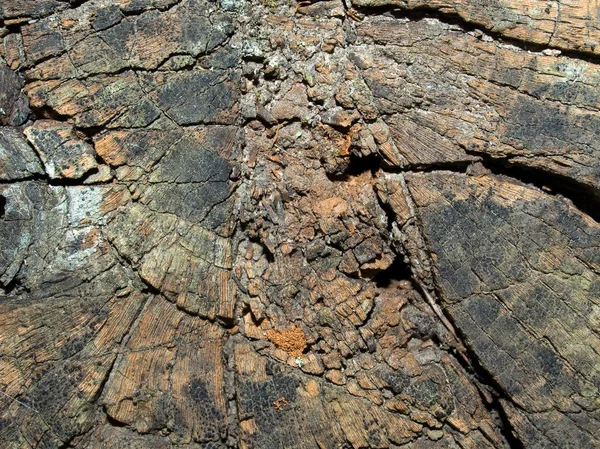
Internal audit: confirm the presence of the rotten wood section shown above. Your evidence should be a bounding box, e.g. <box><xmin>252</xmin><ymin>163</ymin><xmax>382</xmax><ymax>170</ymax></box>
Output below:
<box><xmin>1</xmin><ymin>0</ymin><xmax>600</xmax><ymax>447</ymax></box>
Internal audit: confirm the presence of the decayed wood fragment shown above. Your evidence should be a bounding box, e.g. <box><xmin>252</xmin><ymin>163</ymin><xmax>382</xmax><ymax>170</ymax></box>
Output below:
<box><xmin>352</xmin><ymin>0</ymin><xmax>600</xmax><ymax>56</ymax></box>
<box><xmin>1</xmin><ymin>0</ymin><xmax>600</xmax><ymax>447</ymax></box>
<box><xmin>395</xmin><ymin>172</ymin><xmax>600</xmax><ymax>448</ymax></box>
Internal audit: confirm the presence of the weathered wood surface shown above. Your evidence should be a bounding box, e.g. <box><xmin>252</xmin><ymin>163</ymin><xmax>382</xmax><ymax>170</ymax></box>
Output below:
<box><xmin>381</xmin><ymin>172</ymin><xmax>600</xmax><ymax>448</ymax></box>
<box><xmin>352</xmin><ymin>0</ymin><xmax>600</xmax><ymax>57</ymax></box>
<box><xmin>1</xmin><ymin>0</ymin><xmax>599</xmax><ymax>448</ymax></box>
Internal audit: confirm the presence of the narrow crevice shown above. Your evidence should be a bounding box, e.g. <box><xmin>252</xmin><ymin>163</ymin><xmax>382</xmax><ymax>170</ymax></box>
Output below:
<box><xmin>384</xmin><ymin>154</ymin><xmax>600</xmax><ymax>223</ymax></box>
<box><xmin>343</xmin><ymin>146</ymin><xmax>600</xmax><ymax>224</ymax></box>
<box><xmin>139</xmin><ymin>280</ymin><xmax>161</xmax><ymax>297</ymax></box>
<box><xmin>374</xmin><ymin>178</ymin><xmax>527</xmax><ymax>447</ymax></box>
<box><xmin>0</xmin><ymin>174</ymin><xmax>48</xmax><ymax>184</ymax></box>
<box><xmin>29</xmin><ymin>105</ymin><xmax>72</xmax><ymax>123</ymax></box>
<box><xmin>326</xmin><ymin>152</ymin><xmax>382</xmax><ymax>181</ymax></box>
<box><xmin>401</xmin><ymin>160</ymin><xmax>474</xmax><ymax>174</ymax></box>
<box><xmin>1</xmin><ymin>276</ymin><xmax>28</xmax><ymax>296</ymax></box>
<box><xmin>93</xmin><ymin>294</ymin><xmax>153</xmax><ymax>435</ymax></box>
<box><xmin>101</xmin><ymin>232</ymin><xmax>160</xmax><ymax>299</ymax></box>
<box><xmin>0</xmin><ymin>195</ymin><xmax>6</xmax><ymax>218</ymax></box>
<box><xmin>91</xmin><ymin>358</ymin><xmax>119</xmax><ymax>408</ymax></box>
<box><xmin>75</xmin><ymin>126</ymin><xmax>105</xmax><ymax>144</ymax></box>
<box><xmin>46</xmin><ymin>174</ymin><xmax>108</xmax><ymax>187</ymax></box>
<box><xmin>223</xmin><ymin>234</ymin><xmax>242</xmax><ymax>446</ymax></box>
<box><xmin>409</xmin><ymin>155</ymin><xmax>600</xmax><ymax>223</ymax></box>
<box><xmin>223</xmin><ymin>333</ymin><xmax>241</xmax><ymax>448</ymax></box>
<box><xmin>26</xmin><ymin>63</ymin><xmax>167</xmax><ymax>83</ymax></box>
<box><xmin>328</xmin><ymin>152</ymin><xmax>474</xmax><ymax>183</ymax></box>
<box><xmin>402</xmin><ymin>267</ymin><xmax>526</xmax><ymax>448</ymax></box>
<box><xmin>248</xmin><ymin>236</ymin><xmax>275</xmax><ymax>263</ymax></box>
<box><xmin>104</xmin><ymin>409</ymin><xmax>129</xmax><ymax>428</ymax></box>
<box><xmin>241</xmin><ymin>303</ymin><xmax>263</xmax><ymax>327</ymax></box>
<box><xmin>66</xmin><ymin>0</ymin><xmax>89</xmax><ymax>8</ymax></box>
<box><xmin>374</xmin><ymin>185</ymin><xmax>397</xmax><ymax>233</ymax></box>
<box><xmin>402</xmin><ymin>212</ymin><xmax>527</xmax><ymax>448</ymax></box>
<box><xmin>491</xmin><ymin>395</ymin><xmax>526</xmax><ymax>449</ymax></box>
<box><xmin>355</xmin><ymin>5</ymin><xmax>600</xmax><ymax>66</ymax></box>
<box><xmin>0</xmin><ymin>174</ymin><xmax>118</xmax><ymax>187</ymax></box>
<box><xmin>443</xmin><ymin>316</ymin><xmax>526</xmax><ymax>449</ymax></box>
<box><xmin>56</xmin><ymin>434</ymin><xmax>78</xmax><ymax>449</ymax></box>
<box><xmin>373</xmin><ymin>254</ymin><xmax>412</xmax><ymax>288</ymax></box>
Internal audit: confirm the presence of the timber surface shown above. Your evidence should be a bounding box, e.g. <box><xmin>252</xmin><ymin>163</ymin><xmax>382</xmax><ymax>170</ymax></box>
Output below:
<box><xmin>1</xmin><ymin>0</ymin><xmax>599</xmax><ymax>448</ymax></box>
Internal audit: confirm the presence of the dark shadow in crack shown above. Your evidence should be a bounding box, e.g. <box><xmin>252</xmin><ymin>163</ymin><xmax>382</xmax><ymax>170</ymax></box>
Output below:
<box><xmin>373</xmin><ymin>254</ymin><xmax>412</xmax><ymax>288</ymax></box>
<box><xmin>0</xmin><ymin>195</ymin><xmax>6</xmax><ymax>218</ymax></box>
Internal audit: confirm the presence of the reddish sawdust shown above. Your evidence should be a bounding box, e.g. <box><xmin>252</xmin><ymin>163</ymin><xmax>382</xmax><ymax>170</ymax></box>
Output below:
<box><xmin>273</xmin><ymin>397</ymin><xmax>288</xmax><ymax>410</ymax></box>
<box><xmin>266</xmin><ymin>326</ymin><xmax>307</xmax><ymax>358</ymax></box>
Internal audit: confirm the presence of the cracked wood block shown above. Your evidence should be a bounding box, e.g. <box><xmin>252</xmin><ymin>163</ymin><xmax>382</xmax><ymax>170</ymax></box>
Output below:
<box><xmin>233</xmin><ymin>339</ymin><xmax>505</xmax><ymax>449</ymax></box>
<box><xmin>18</xmin><ymin>0</ymin><xmax>232</xmax><ymax>77</ymax></box>
<box><xmin>352</xmin><ymin>0</ymin><xmax>600</xmax><ymax>56</ymax></box>
<box><xmin>25</xmin><ymin>69</ymin><xmax>240</xmax><ymax>128</ymax></box>
<box><xmin>101</xmin><ymin>296</ymin><xmax>228</xmax><ymax>444</ymax></box>
<box><xmin>0</xmin><ymin>291</ymin><xmax>147</xmax><ymax>447</ymax></box>
<box><xmin>106</xmin><ymin>203</ymin><xmax>236</xmax><ymax>320</ymax></box>
<box><xmin>0</xmin><ymin>128</ymin><xmax>44</xmax><ymax>180</ymax></box>
<box><xmin>234</xmin><ymin>341</ymin><xmax>420</xmax><ymax>449</ymax></box>
<box><xmin>398</xmin><ymin>172</ymin><xmax>600</xmax><ymax>448</ymax></box>
<box><xmin>24</xmin><ymin>120</ymin><xmax>98</xmax><ymax>179</ymax></box>
<box><xmin>1</xmin><ymin>1</ymin><xmax>70</xmax><ymax>23</ymax></box>
<box><xmin>0</xmin><ymin>181</ymin><xmax>131</xmax><ymax>294</ymax></box>
<box><xmin>85</xmin><ymin>425</ymin><xmax>227</xmax><ymax>449</ymax></box>
<box><xmin>0</xmin><ymin>60</ymin><xmax>29</xmax><ymax>126</ymax></box>
<box><xmin>3</xmin><ymin>0</ymin><xmax>600</xmax><ymax>446</ymax></box>
<box><xmin>354</xmin><ymin>17</ymin><xmax>600</xmax><ymax>194</ymax></box>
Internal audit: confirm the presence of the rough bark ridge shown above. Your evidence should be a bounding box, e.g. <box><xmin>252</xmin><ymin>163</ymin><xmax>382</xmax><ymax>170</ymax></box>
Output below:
<box><xmin>1</xmin><ymin>0</ymin><xmax>599</xmax><ymax>448</ymax></box>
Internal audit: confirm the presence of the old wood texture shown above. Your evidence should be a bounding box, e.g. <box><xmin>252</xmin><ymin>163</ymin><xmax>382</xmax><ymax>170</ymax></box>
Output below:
<box><xmin>1</xmin><ymin>0</ymin><xmax>599</xmax><ymax>448</ymax></box>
